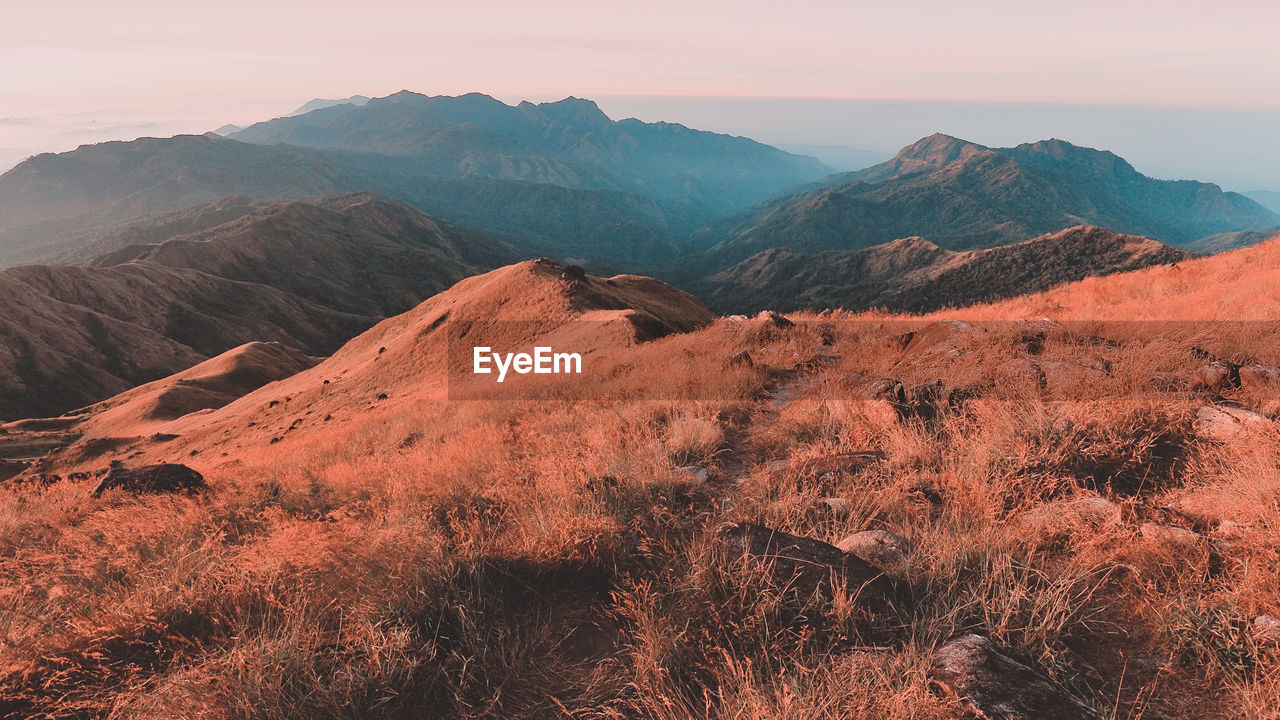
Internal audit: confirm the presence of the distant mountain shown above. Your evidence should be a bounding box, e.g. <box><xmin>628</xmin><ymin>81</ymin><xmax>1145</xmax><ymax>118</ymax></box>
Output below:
<box><xmin>211</xmin><ymin>124</ymin><xmax>242</xmax><ymax>136</ymax></box>
<box><xmin>700</xmin><ymin>134</ymin><xmax>1280</xmax><ymax>265</ymax></box>
<box><xmin>1183</xmin><ymin>228</ymin><xmax>1280</xmax><ymax>255</ymax></box>
<box><xmin>290</xmin><ymin>95</ymin><xmax>371</xmax><ymax>116</ymax></box>
<box><xmin>0</xmin><ymin>134</ymin><xmax>360</xmax><ymax>267</ymax></box>
<box><xmin>703</xmin><ymin>225</ymin><xmax>1193</xmax><ymax>313</ymax></box>
<box><xmin>1245</xmin><ymin>190</ymin><xmax>1280</xmax><ymax>214</ymax></box>
<box><xmin>231</xmin><ymin>91</ymin><xmax>831</xmax><ymax>215</ymax></box>
<box><xmin>0</xmin><ymin>193</ymin><xmax>512</xmax><ymax>419</ymax></box>
<box><xmin>0</xmin><ymin>93</ymin><xmax>831</xmax><ymax>270</ymax></box>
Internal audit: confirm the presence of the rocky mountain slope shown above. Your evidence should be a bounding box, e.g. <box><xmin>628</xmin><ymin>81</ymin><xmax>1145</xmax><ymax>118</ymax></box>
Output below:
<box><xmin>701</xmin><ymin>134</ymin><xmax>1280</xmax><ymax>265</ymax></box>
<box><xmin>704</xmin><ymin>225</ymin><xmax>1194</xmax><ymax>313</ymax></box>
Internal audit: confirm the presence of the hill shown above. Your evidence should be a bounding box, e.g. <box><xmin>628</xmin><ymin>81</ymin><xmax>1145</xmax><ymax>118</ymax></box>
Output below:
<box><xmin>0</xmin><ymin>194</ymin><xmax>511</xmax><ymax>419</ymax></box>
<box><xmin>26</xmin><ymin>258</ymin><xmax>715</xmax><ymax>472</ymax></box>
<box><xmin>704</xmin><ymin>225</ymin><xmax>1193</xmax><ymax>313</ymax></box>
<box><xmin>701</xmin><ymin>134</ymin><xmax>1280</xmax><ymax>265</ymax></box>
<box><xmin>1245</xmin><ymin>190</ymin><xmax>1280</xmax><ymax>214</ymax></box>
<box><xmin>7</xmin><ymin>247</ymin><xmax>1280</xmax><ymax>717</ymax></box>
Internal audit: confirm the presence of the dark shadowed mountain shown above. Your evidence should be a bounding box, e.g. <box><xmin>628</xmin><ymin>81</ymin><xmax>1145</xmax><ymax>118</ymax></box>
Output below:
<box><xmin>0</xmin><ymin>193</ymin><xmax>512</xmax><ymax>420</ymax></box>
<box><xmin>699</xmin><ymin>134</ymin><xmax>1280</xmax><ymax>266</ymax></box>
<box><xmin>702</xmin><ymin>225</ymin><xmax>1193</xmax><ymax>313</ymax></box>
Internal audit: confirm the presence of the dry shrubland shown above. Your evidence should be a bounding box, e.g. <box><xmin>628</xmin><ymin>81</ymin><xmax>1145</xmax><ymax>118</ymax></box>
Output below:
<box><xmin>3</xmin><ymin>311</ymin><xmax>1280</xmax><ymax>719</ymax></box>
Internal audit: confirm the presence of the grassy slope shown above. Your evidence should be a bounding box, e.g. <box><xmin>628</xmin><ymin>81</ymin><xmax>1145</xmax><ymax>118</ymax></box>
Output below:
<box><xmin>5</xmin><ymin>249</ymin><xmax>1280</xmax><ymax>716</ymax></box>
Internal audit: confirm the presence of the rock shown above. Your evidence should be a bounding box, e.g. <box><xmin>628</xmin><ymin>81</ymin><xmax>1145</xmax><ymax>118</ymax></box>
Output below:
<box><xmin>714</xmin><ymin>522</ymin><xmax>891</xmax><ymax>604</ymax></box>
<box><xmin>1253</xmin><ymin>615</ymin><xmax>1280</xmax><ymax>642</ymax></box>
<box><xmin>1139</xmin><ymin>522</ymin><xmax>1202</xmax><ymax>548</ymax></box>
<box><xmin>929</xmin><ymin>634</ymin><xmax>1099</xmax><ymax>720</ymax></box>
<box><xmin>1194</xmin><ymin>361</ymin><xmax>1242</xmax><ymax>392</ymax></box>
<box><xmin>756</xmin><ymin>310</ymin><xmax>794</xmax><ymax>328</ymax></box>
<box><xmin>727</xmin><ymin>350</ymin><xmax>755</xmax><ymax>368</ymax></box>
<box><xmin>1240</xmin><ymin>364</ymin><xmax>1280</xmax><ymax>391</ymax></box>
<box><xmin>1194</xmin><ymin>405</ymin><xmax>1271</xmax><ymax>443</ymax></box>
<box><xmin>768</xmin><ymin>452</ymin><xmax>885</xmax><ymax>482</ymax></box>
<box><xmin>836</xmin><ymin>529</ymin><xmax>911</xmax><ymax>573</ymax></box>
<box><xmin>678</xmin><ymin>465</ymin><xmax>711</xmax><ymax>483</ymax></box>
<box><xmin>92</xmin><ymin>463</ymin><xmax>206</xmax><ymax>497</ymax></box>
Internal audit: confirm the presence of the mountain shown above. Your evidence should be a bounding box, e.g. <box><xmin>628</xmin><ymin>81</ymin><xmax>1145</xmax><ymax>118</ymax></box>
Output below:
<box><xmin>1245</xmin><ymin>190</ymin><xmax>1280</xmax><ymax>214</ymax></box>
<box><xmin>0</xmin><ymin>194</ymin><xmax>512</xmax><ymax>419</ymax></box>
<box><xmin>0</xmin><ymin>93</ymin><xmax>830</xmax><ymax>270</ymax></box>
<box><xmin>290</xmin><ymin>95</ymin><xmax>371</xmax><ymax>116</ymax></box>
<box><xmin>700</xmin><ymin>134</ymin><xmax>1280</xmax><ymax>265</ymax></box>
<box><xmin>0</xmin><ymin>134</ymin><xmax>360</xmax><ymax>268</ymax></box>
<box><xmin>1184</xmin><ymin>228</ymin><xmax>1280</xmax><ymax>255</ymax></box>
<box><xmin>231</xmin><ymin>92</ymin><xmax>831</xmax><ymax>215</ymax></box>
<box><xmin>704</xmin><ymin>225</ymin><xmax>1193</xmax><ymax>313</ymax></box>
<box><xmin>27</xmin><ymin>258</ymin><xmax>715</xmax><ymax>472</ymax></box>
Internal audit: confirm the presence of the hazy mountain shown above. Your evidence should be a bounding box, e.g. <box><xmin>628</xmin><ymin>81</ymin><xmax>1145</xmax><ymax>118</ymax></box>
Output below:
<box><xmin>704</xmin><ymin>225</ymin><xmax>1193</xmax><ymax>313</ymax></box>
<box><xmin>231</xmin><ymin>91</ymin><xmax>831</xmax><ymax>214</ymax></box>
<box><xmin>0</xmin><ymin>193</ymin><xmax>512</xmax><ymax>419</ymax></box>
<box><xmin>0</xmin><ymin>93</ymin><xmax>830</xmax><ymax>270</ymax></box>
<box><xmin>290</xmin><ymin>95</ymin><xmax>371</xmax><ymax>116</ymax></box>
<box><xmin>1245</xmin><ymin>190</ymin><xmax>1280</xmax><ymax>214</ymax></box>
<box><xmin>700</xmin><ymin>134</ymin><xmax>1280</xmax><ymax>265</ymax></box>
<box><xmin>0</xmin><ymin>135</ymin><xmax>361</xmax><ymax>267</ymax></box>
<box><xmin>1184</xmin><ymin>228</ymin><xmax>1280</xmax><ymax>255</ymax></box>
<box><xmin>775</xmin><ymin>143</ymin><xmax>893</xmax><ymax>171</ymax></box>
<box><xmin>211</xmin><ymin>124</ymin><xmax>243</xmax><ymax>136</ymax></box>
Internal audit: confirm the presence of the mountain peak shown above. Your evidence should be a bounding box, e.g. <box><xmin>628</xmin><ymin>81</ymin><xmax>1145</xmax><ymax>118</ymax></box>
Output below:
<box><xmin>535</xmin><ymin>96</ymin><xmax>613</xmax><ymax>127</ymax></box>
<box><xmin>894</xmin><ymin>133</ymin><xmax>989</xmax><ymax>162</ymax></box>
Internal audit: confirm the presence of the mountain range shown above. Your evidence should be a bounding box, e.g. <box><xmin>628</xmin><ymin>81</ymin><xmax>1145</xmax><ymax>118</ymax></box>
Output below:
<box><xmin>0</xmin><ymin>194</ymin><xmax>510</xmax><ymax>419</ymax></box>
<box><xmin>698</xmin><ymin>134</ymin><xmax>1280</xmax><ymax>266</ymax></box>
<box><xmin>703</xmin><ymin>225</ymin><xmax>1193</xmax><ymax>313</ymax></box>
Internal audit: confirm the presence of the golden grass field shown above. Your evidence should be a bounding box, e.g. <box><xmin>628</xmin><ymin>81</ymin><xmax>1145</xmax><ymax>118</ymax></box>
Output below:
<box><xmin>3</xmin><ymin>245</ymin><xmax>1280</xmax><ymax>718</ymax></box>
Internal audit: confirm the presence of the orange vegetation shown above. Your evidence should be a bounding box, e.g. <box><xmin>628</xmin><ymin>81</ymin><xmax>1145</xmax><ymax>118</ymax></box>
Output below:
<box><xmin>3</xmin><ymin>252</ymin><xmax>1280</xmax><ymax>718</ymax></box>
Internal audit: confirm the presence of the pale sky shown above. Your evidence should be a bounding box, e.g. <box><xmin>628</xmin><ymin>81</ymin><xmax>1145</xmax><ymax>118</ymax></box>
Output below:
<box><xmin>3</xmin><ymin>0</ymin><xmax>1279</xmax><ymax>183</ymax></box>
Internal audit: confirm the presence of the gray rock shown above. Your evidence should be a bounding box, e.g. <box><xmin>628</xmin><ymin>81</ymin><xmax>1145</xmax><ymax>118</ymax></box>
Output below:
<box><xmin>929</xmin><ymin>634</ymin><xmax>1099</xmax><ymax>719</ymax></box>
<box><xmin>836</xmin><ymin>529</ymin><xmax>911</xmax><ymax>573</ymax></box>
<box><xmin>93</xmin><ymin>463</ymin><xmax>206</xmax><ymax>497</ymax></box>
<box><xmin>677</xmin><ymin>466</ymin><xmax>710</xmax><ymax>483</ymax></box>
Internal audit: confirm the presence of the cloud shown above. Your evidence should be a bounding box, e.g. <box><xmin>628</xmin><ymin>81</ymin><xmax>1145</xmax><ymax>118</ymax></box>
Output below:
<box><xmin>0</xmin><ymin>117</ymin><xmax>36</xmax><ymax>125</ymax></box>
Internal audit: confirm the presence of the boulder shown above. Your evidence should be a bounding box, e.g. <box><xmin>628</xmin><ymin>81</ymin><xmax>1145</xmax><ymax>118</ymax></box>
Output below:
<box><xmin>678</xmin><ymin>465</ymin><xmax>711</xmax><ymax>483</ymax></box>
<box><xmin>755</xmin><ymin>310</ymin><xmax>794</xmax><ymax>328</ymax></box>
<box><xmin>929</xmin><ymin>634</ymin><xmax>1099</xmax><ymax>720</ymax></box>
<box><xmin>836</xmin><ymin>529</ymin><xmax>911</xmax><ymax>573</ymax></box>
<box><xmin>1240</xmin><ymin>364</ymin><xmax>1280</xmax><ymax>391</ymax></box>
<box><xmin>714</xmin><ymin>522</ymin><xmax>890</xmax><ymax>604</ymax></box>
<box><xmin>92</xmin><ymin>463</ymin><xmax>207</xmax><ymax>497</ymax></box>
<box><xmin>1194</xmin><ymin>405</ymin><xmax>1271</xmax><ymax>443</ymax></box>
<box><xmin>1193</xmin><ymin>361</ymin><xmax>1242</xmax><ymax>392</ymax></box>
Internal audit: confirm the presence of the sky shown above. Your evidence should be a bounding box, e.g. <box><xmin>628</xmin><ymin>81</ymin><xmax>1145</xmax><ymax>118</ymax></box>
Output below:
<box><xmin>3</xmin><ymin>0</ymin><xmax>1279</xmax><ymax>187</ymax></box>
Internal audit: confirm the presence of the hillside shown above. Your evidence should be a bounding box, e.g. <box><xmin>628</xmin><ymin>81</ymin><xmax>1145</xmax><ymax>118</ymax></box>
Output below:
<box><xmin>0</xmin><ymin>194</ymin><xmax>511</xmax><ymax>419</ymax></box>
<box><xmin>937</xmin><ymin>230</ymin><xmax>1280</xmax><ymax>321</ymax></box>
<box><xmin>701</xmin><ymin>134</ymin><xmax>1280</xmax><ymax>265</ymax></box>
<box><xmin>704</xmin><ymin>226</ymin><xmax>1193</xmax><ymax>313</ymax></box>
<box><xmin>24</xmin><ymin>258</ymin><xmax>715</xmax><ymax>473</ymax></box>
<box><xmin>6</xmin><ymin>249</ymin><xmax>1280</xmax><ymax>717</ymax></box>
<box><xmin>1245</xmin><ymin>190</ymin><xmax>1280</xmax><ymax>214</ymax></box>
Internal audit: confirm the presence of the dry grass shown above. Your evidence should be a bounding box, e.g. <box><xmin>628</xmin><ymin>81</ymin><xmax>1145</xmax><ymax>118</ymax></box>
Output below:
<box><xmin>3</xmin><ymin>311</ymin><xmax>1280</xmax><ymax>718</ymax></box>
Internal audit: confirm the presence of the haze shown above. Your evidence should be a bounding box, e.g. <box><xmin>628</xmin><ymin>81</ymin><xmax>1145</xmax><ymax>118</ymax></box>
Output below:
<box><xmin>3</xmin><ymin>0</ymin><xmax>1279</xmax><ymax>189</ymax></box>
